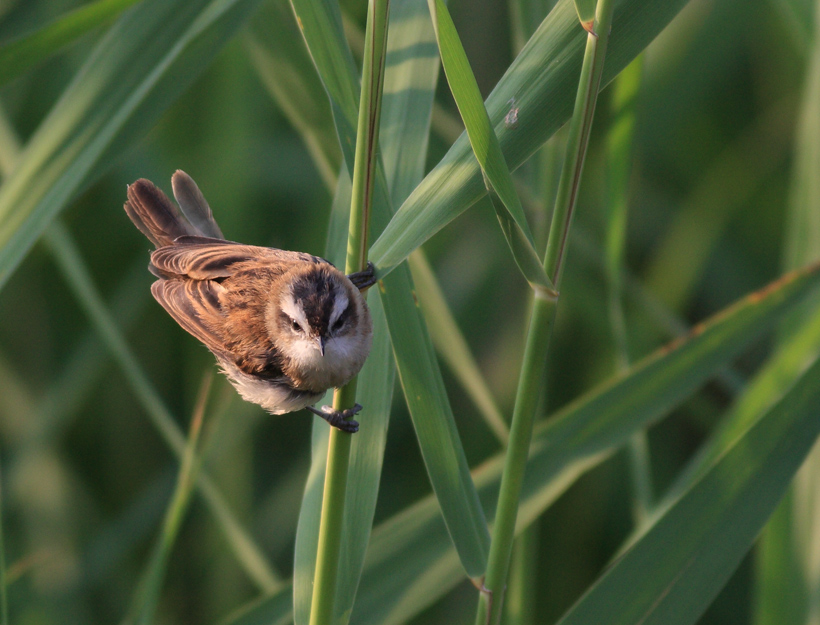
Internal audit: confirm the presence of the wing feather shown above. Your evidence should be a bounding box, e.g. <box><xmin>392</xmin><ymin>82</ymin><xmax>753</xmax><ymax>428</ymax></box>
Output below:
<box><xmin>151</xmin><ymin>280</ymin><xmax>228</xmax><ymax>357</ymax></box>
<box><xmin>150</xmin><ymin>241</ymin><xmax>324</xmax><ymax>280</ymax></box>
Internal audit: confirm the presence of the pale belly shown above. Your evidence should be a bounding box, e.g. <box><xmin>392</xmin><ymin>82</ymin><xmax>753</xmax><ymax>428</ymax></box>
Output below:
<box><xmin>218</xmin><ymin>359</ymin><xmax>324</xmax><ymax>415</ymax></box>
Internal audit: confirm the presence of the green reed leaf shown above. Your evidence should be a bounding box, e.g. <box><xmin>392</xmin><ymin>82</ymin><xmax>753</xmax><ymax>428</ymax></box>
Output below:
<box><xmin>370</xmin><ymin>0</ymin><xmax>691</xmax><ymax>276</ymax></box>
<box><xmin>244</xmin><ymin>0</ymin><xmax>341</xmax><ymax>192</ymax></box>
<box><xmin>0</xmin><ymin>0</ymin><xmax>264</xmax><ymax>290</ymax></box>
<box><xmin>428</xmin><ymin>0</ymin><xmax>553</xmax><ymax>294</ymax></box>
<box><xmin>224</xmin><ymin>244</ymin><xmax>820</xmax><ymax>625</ymax></box>
<box><xmin>556</xmin><ymin>355</ymin><xmax>820</xmax><ymax>625</ymax></box>
<box><xmin>0</xmin><ymin>0</ymin><xmax>144</xmax><ymax>87</ymax></box>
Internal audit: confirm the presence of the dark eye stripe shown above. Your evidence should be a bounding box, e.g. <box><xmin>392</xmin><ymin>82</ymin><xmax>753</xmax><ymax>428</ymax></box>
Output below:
<box><xmin>279</xmin><ymin>310</ymin><xmax>298</xmax><ymax>330</ymax></box>
<box><xmin>332</xmin><ymin>302</ymin><xmax>352</xmax><ymax>331</ymax></box>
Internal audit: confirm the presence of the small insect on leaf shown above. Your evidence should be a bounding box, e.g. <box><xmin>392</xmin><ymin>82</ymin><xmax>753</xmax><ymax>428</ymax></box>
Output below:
<box><xmin>504</xmin><ymin>98</ymin><xmax>519</xmax><ymax>129</ymax></box>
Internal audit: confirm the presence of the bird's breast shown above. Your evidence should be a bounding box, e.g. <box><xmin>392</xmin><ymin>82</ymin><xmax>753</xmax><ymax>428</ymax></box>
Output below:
<box><xmin>281</xmin><ymin>330</ymin><xmax>371</xmax><ymax>392</ymax></box>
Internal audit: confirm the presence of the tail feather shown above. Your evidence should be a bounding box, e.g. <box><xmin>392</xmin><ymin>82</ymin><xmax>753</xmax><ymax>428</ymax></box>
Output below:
<box><xmin>124</xmin><ymin>173</ymin><xmax>223</xmax><ymax>249</ymax></box>
<box><xmin>171</xmin><ymin>170</ymin><xmax>224</xmax><ymax>239</ymax></box>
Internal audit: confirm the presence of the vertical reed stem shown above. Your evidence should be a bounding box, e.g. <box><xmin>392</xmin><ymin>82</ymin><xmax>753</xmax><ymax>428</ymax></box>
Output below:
<box><xmin>474</xmin><ymin>1</ymin><xmax>615</xmax><ymax>623</ymax></box>
<box><xmin>308</xmin><ymin>1</ymin><xmax>389</xmax><ymax>623</ymax></box>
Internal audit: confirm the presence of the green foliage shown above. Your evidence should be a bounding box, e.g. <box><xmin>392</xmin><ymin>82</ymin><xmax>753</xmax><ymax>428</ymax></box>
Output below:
<box><xmin>0</xmin><ymin>0</ymin><xmax>817</xmax><ymax>624</ymax></box>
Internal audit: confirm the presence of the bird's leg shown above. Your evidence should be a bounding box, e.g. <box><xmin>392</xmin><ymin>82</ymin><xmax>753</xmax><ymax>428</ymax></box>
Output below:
<box><xmin>308</xmin><ymin>403</ymin><xmax>362</xmax><ymax>433</ymax></box>
<box><xmin>347</xmin><ymin>262</ymin><xmax>377</xmax><ymax>292</ymax></box>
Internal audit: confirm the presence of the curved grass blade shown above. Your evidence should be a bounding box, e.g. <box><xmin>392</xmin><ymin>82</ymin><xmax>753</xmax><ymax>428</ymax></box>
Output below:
<box><xmin>0</xmin><ymin>0</ymin><xmax>144</xmax><ymax>87</ymax></box>
<box><xmin>428</xmin><ymin>0</ymin><xmax>553</xmax><ymax>295</ymax></box>
<box><xmin>244</xmin><ymin>0</ymin><xmax>341</xmax><ymax>192</ymax></box>
<box><xmin>126</xmin><ymin>374</ymin><xmax>211</xmax><ymax>625</ymax></box>
<box><xmin>370</xmin><ymin>0</ymin><xmax>692</xmax><ymax>276</ymax></box>
<box><xmin>290</xmin><ymin>0</ymin><xmax>490</xmax><ymax>583</ymax></box>
<box><xmin>555</xmin><ymin>355</ymin><xmax>820</xmax><ymax>625</ymax></box>
<box><xmin>379</xmin><ymin>0</ymin><xmax>506</xmax><ymax>447</ymax></box>
<box><xmin>0</xmin><ymin>0</ymin><xmax>265</xmax><ymax>291</ymax></box>
<box><xmin>379</xmin><ymin>263</ymin><xmax>491</xmax><ymax>579</ymax></box>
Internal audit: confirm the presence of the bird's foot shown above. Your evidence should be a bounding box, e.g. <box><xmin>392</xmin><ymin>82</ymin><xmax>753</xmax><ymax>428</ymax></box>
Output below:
<box><xmin>308</xmin><ymin>403</ymin><xmax>362</xmax><ymax>433</ymax></box>
<box><xmin>347</xmin><ymin>262</ymin><xmax>377</xmax><ymax>292</ymax></box>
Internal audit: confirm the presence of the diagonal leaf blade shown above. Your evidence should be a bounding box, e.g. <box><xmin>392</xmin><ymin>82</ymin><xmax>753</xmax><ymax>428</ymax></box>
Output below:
<box><xmin>555</xmin><ymin>354</ymin><xmax>820</xmax><ymax>625</ymax></box>
<box><xmin>0</xmin><ymin>0</ymin><xmax>144</xmax><ymax>87</ymax></box>
<box><xmin>428</xmin><ymin>0</ymin><xmax>552</xmax><ymax>294</ymax></box>
<box><xmin>0</xmin><ymin>0</ymin><xmax>265</xmax><ymax>290</ymax></box>
<box><xmin>369</xmin><ymin>0</ymin><xmax>691</xmax><ymax>276</ymax></box>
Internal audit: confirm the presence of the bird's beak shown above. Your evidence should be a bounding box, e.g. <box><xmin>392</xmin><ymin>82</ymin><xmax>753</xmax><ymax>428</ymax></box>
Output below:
<box><xmin>316</xmin><ymin>336</ymin><xmax>325</xmax><ymax>356</ymax></box>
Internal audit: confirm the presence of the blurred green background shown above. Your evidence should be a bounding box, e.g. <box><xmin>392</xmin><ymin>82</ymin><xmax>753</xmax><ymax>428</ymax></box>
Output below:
<box><xmin>0</xmin><ymin>0</ymin><xmax>814</xmax><ymax>622</ymax></box>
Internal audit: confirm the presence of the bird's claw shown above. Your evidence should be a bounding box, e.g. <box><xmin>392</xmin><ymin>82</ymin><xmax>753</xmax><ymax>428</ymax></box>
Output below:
<box><xmin>309</xmin><ymin>403</ymin><xmax>362</xmax><ymax>433</ymax></box>
<box><xmin>347</xmin><ymin>262</ymin><xmax>377</xmax><ymax>292</ymax></box>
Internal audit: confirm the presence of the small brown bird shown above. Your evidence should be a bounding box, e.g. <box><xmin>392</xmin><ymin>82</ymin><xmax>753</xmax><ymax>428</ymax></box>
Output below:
<box><xmin>124</xmin><ymin>171</ymin><xmax>374</xmax><ymax>432</ymax></box>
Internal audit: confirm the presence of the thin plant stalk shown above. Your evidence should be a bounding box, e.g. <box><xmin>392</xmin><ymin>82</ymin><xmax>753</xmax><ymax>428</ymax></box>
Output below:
<box><xmin>503</xmin><ymin>523</ymin><xmax>539</xmax><ymax>625</ymax></box>
<box><xmin>475</xmin><ymin>0</ymin><xmax>615</xmax><ymax>622</ymax></box>
<box><xmin>127</xmin><ymin>373</ymin><xmax>212</xmax><ymax>625</ymax></box>
<box><xmin>307</xmin><ymin>1</ymin><xmax>389</xmax><ymax>623</ymax></box>
<box><xmin>504</xmin><ymin>109</ymin><xmax>566</xmax><ymax>625</ymax></box>
<box><xmin>604</xmin><ymin>53</ymin><xmax>653</xmax><ymax>524</ymax></box>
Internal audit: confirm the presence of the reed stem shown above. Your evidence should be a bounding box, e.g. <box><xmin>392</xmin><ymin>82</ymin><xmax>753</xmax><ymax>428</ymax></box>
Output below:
<box><xmin>474</xmin><ymin>1</ymin><xmax>615</xmax><ymax>622</ymax></box>
<box><xmin>308</xmin><ymin>1</ymin><xmax>389</xmax><ymax>623</ymax></box>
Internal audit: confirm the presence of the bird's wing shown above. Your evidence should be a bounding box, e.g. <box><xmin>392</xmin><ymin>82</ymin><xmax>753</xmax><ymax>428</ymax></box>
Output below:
<box><xmin>150</xmin><ymin>238</ymin><xmax>323</xmax><ymax>280</ymax></box>
<box><xmin>151</xmin><ymin>279</ymin><xmax>229</xmax><ymax>358</ymax></box>
<box><xmin>152</xmin><ymin>273</ymin><xmax>289</xmax><ymax>381</ymax></box>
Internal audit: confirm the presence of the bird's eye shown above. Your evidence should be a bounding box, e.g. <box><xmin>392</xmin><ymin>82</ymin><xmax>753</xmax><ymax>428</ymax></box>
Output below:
<box><xmin>332</xmin><ymin>317</ymin><xmax>345</xmax><ymax>332</ymax></box>
<box><xmin>291</xmin><ymin>320</ymin><xmax>301</xmax><ymax>333</ymax></box>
